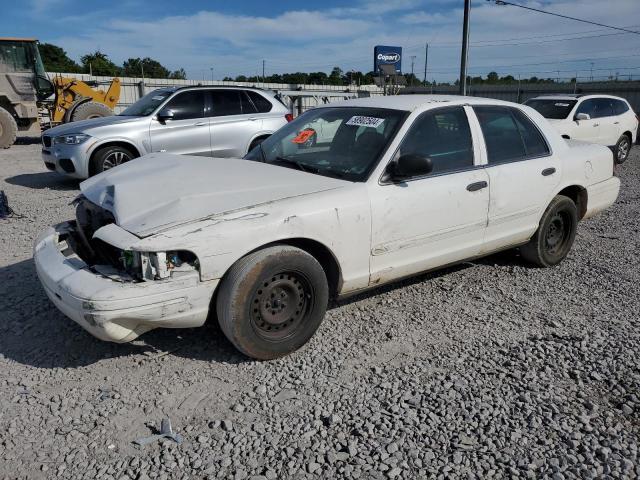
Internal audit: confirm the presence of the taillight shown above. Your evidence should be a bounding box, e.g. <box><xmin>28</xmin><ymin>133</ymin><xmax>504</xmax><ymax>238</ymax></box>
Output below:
<box><xmin>285</xmin><ymin>113</ymin><xmax>294</xmax><ymax>122</ymax></box>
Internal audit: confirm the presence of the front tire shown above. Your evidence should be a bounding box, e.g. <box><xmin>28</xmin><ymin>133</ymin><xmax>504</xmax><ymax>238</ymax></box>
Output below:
<box><xmin>216</xmin><ymin>246</ymin><xmax>329</xmax><ymax>360</ymax></box>
<box><xmin>90</xmin><ymin>145</ymin><xmax>135</xmax><ymax>176</ymax></box>
<box><xmin>614</xmin><ymin>134</ymin><xmax>631</xmax><ymax>164</ymax></box>
<box><xmin>520</xmin><ymin>195</ymin><xmax>578</xmax><ymax>267</ymax></box>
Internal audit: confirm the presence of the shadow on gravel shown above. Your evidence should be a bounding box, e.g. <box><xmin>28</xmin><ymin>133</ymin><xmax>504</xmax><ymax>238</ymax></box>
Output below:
<box><xmin>4</xmin><ymin>172</ymin><xmax>80</xmax><ymax>192</ymax></box>
<box><xmin>0</xmin><ymin>259</ymin><xmax>245</xmax><ymax>369</ymax></box>
<box><xmin>333</xmin><ymin>248</ymin><xmax>527</xmax><ymax>309</ymax></box>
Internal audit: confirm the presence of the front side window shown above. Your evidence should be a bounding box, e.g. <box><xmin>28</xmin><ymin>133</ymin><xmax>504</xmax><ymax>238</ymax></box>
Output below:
<box><xmin>210</xmin><ymin>90</ymin><xmax>243</xmax><ymax>116</ymax></box>
<box><xmin>119</xmin><ymin>88</ymin><xmax>174</xmax><ymax>116</ymax></box>
<box><xmin>593</xmin><ymin>98</ymin><xmax>614</xmax><ymax>118</ymax></box>
<box><xmin>575</xmin><ymin>99</ymin><xmax>599</xmax><ymax>119</ymax></box>
<box><xmin>397</xmin><ymin>107</ymin><xmax>474</xmax><ymax>176</ymax></box>
<box><xmin>525</xmin><ymin>99</ymin><xmax>577</xmax><ymax>120</ymax></box>
<box><xmin>163</xmin><ymin>90</ymin><xmax>205</xmax><ymax>120</ymax></box>
<box><xmin>244</xmin><ymin>107</ymin><xmax>406</xmax><ymax>181</ymax></box>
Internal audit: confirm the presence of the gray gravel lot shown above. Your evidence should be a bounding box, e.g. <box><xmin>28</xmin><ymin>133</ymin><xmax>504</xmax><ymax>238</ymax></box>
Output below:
<box><xmin>1</xmin><ymin>143</ymin><xmax>639</xmax><ymax>479</ymax></box>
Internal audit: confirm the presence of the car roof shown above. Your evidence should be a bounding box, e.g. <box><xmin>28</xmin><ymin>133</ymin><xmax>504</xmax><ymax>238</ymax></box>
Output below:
<box><xmin>314</xmin><ymin>94</ymin><xmax>521</xmax><ymax>112</ymax></box>
<box><xmin>159</xmin><ymin>85</ymin><xmax>273</xmax><ymax>94</ymax></box>
<box><xmin>530</xmin><ymin>94</ymin><xmax>626</xmax><ymax>101</ymax></box>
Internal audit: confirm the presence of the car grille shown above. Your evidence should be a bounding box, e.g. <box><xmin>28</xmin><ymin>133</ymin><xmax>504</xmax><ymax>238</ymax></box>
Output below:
<box><xmin>42</xmin><ymin>135</ymin><xmax>52</xmax><ymax>148</ymax></box>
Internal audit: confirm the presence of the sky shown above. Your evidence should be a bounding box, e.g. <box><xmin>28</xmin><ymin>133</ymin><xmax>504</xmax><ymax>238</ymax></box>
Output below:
<box><xmin>2</xmin><ymin>0</ymin><xmax>640</xmax><ymax>82</ymax></box>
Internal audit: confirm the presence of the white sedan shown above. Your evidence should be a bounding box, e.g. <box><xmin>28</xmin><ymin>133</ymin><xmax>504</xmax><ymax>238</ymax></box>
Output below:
<box><xmin>34</xmin><ymin>95</ymin><xmax>620</xmax><ymax>360</ymax></box>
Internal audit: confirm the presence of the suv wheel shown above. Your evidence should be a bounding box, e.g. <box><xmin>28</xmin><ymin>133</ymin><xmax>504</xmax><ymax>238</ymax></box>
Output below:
<box><xmin>614</xmin><ymin>134</ymin><xmax>631</xmax><ymax>164</ymax></box>
<box><xmin>90</xmin><ymin>145</ymin><xmax>136</xmax><ymax>176</ymax></box>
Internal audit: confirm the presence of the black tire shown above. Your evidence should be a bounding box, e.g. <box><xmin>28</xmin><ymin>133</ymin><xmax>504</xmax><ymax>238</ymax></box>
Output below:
<box><xmin>614</xmin><ymin>134</ymin><xmax>631</xmax><ymax>164</ymax></box>
<box><xmin>90</xmin><ymin>145</ymin><xmax>136</xmax><ymax>176</ymax></box>
<box><xmin>0</xmin><ymin>106</ymin><xmax>18</xmax><ymax>149</ymax></box>
<box><xmin>216</xmin><ymin>245</ymin><xmax>329</xmax><ymax>360</ymax></box>
<box><xmin>70</xmin><ymin>102</ymin><xmax>113</xmax><ymax>122</ymax></box>
<box><xmin>520</xmin><ymin>195</ymin><xmax>578</xmax><ymax>267</ymax></box>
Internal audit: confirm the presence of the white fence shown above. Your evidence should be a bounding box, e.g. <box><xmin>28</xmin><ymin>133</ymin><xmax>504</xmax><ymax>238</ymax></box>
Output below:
<box><xmin>49</xmin><ymin>73</ymin><xmax>385</xmax><ymax>115</ymax></box>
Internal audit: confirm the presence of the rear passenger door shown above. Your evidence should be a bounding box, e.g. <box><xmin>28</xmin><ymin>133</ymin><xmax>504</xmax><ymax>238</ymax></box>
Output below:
<box><xmin>593</xmin><ymin>98</ymin><xmax>618</xmax><ymax>146</ymax></box>
<box><xmin>472</xmin><ymin>106</ymin><xmax>560</xmax><ymax>252</ymax></box>
<box><xmin>149</xmin><ymin>90</ymin><xmax>211</xmax><ymax>156</ymax></box>
<box><xmin>209</xmin><ymin>90</ymin><xmax>261</xmax><ymax>158</ymax></box>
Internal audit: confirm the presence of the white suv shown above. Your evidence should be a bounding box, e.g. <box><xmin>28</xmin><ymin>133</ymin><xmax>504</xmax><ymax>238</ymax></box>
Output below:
<box><xmin>525</xmin><ymin>94</ymin><xmax>638</xmax><ymax>164</ymax></box>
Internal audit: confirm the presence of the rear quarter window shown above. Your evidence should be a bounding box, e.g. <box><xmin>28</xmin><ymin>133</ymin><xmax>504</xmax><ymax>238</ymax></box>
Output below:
<box><xmin>613</xmin><ymin>99</ymin><xmax>630</xmax><ymax>115</ymax></box>
<box><xmin>247</xmin><ymin>91</ymin><xmax>274</xmax><ymax>113</ymax></box>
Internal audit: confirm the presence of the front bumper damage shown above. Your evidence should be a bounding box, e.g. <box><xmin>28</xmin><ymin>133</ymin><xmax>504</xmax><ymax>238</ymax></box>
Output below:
<box><xmin>33</xmin><ymin>222</ymin><xmax>218</xmax><ymax>342</ymax></box>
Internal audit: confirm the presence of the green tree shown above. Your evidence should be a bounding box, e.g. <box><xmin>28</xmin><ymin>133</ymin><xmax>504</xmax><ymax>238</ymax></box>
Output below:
<box><xmin>169</xmin><ymin>68</ymin><xmax>187</xmax><ymax>80</ymax></box>
<box><xmin>328</xmin><ymin>66</ymin><xmax>344</xmax><ymax>85</ymax></box>
<box><xmin>486</xmin><ymin>71</ymin><xmax>499</xmax><ymax>84</ymax></box>
<box><xmin>80</xmin><ymin>51</ymin><xmax>121</xmax><ymax>76</ymax></box>
<box><xmin>122</xmin><ymin>57</ymin><xmax>170</xmax><ymax>78</ymax></box>
<box><xmin>39</xmin><ymin>43</ymin><xmax>81</xmax><ymax>73</ymax></box>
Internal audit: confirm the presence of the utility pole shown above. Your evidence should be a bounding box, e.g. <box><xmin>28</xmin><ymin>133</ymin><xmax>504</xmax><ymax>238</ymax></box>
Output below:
<box><xmin>262</xmin><ymin>60</ymin><xmax>265</xmax><ymax>83</ymax></box>
<box><xmin>459</xmin><ymin>0</ymin><xmax>471</xmax><ymax>95</ymax></box>
<box><xmin>410</xmin><ymin>55</ymin><xmax>416</xmax><ymax>86</ymax></box>
<box><xmin>210</xmin><ymin>67</ymin><xmax>213</xmax><ymax>82</ymax></box>
<box><xmin>590</xmin><ymin>62</ymin><xmax>594</xmax><ymax>82</ymax></box>
<box><xmin>423</xmin><ymin>42</ymin><xmax>429</xmax><ymax>86</ymax></box>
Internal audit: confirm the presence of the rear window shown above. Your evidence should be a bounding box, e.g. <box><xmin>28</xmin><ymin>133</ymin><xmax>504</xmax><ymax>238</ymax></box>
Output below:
<box><xmin>525</xmin><ymin>99</ymin><xmax>576</xmax><ymax>119</ymax></box>
<box><xmin>247</xmin><ymin>91</ymin><xmax>273</xmax><ymax>113</ymax></box>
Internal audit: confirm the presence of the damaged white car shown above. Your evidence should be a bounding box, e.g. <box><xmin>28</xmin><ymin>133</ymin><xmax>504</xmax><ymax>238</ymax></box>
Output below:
<box><xmin>34</xmin><ymin>95</ymin><xmax>621</xmax><ymax>360</ymax></box>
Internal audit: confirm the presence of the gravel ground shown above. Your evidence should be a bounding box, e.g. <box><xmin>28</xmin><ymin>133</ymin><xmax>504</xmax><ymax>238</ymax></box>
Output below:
<box><xmin>1</xmin><ymin>143</ymin><xmax>639</xmax><ymax>480</ymax></box>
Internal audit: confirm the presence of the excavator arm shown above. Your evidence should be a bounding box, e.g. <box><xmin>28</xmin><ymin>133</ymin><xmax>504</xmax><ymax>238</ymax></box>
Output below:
<box><xmin>50</xmin><ymin>75</ymin><xmax>120</xmax><ymax>123</ymax></box>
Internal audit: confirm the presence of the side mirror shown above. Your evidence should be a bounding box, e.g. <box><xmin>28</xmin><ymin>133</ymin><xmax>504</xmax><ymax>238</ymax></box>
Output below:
<box><xmin>575</xmin><ymin>112</ymin><xmax>590</xmax><ymax>121</ymax></box>
<box><xmin>386</xmin><ymin>154</ymin><xmax>433</xmax><ymax>181</ymax></box>
<box><xmin>156</xmin><ymin>109</ymin><xmax>174</xmax><ymax>122</ymax></box>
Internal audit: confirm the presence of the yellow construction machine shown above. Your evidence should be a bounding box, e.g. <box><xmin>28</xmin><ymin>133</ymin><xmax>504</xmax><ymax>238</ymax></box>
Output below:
<box><xmin>0</xmin><ymin>38</ymin><xmax>121</xmax><ymax>148</ymax></box>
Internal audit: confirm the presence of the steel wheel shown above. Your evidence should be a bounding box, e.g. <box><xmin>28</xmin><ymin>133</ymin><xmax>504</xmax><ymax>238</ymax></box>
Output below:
<box><xmin>544</xmin><ymin>212</ymin><xmax>570</xmax><ymax>255</ymax></box>
<box><xmin>250</xmin><ymin>271</ymin><xmax>312</xmax><ymax>341</ymax></box>
<box><xmin>102</xmin><ymin>150</ymin><xmax>131</xmax><ymax>170</ymax></box>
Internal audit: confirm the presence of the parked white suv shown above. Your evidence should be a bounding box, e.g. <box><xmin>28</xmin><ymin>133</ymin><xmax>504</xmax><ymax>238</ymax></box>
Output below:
<box><xmin>41</xmin><ymin>86</ymin><xmax>292</xmax><ymax>178</ymax></box>
<box><xmin>525</xmin><ymin>94</ymin><xmax>638</xmax><ymax>164</ymax></box>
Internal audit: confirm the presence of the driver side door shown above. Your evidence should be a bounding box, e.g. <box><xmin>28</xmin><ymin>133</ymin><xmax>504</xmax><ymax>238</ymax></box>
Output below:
<box><xmin>368</xmin><ymin>106</ymin><xmax>490</xmax><ymax>285</ymax></box>
<box><xmin>149</xmin><ymin>90</ymin><xmax>211</xmax><ymax>156</ymax></box>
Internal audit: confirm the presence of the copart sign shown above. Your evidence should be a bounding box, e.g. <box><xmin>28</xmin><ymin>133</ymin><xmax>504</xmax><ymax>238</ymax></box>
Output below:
<box><xmin>374</xmin><ymin>45</ymin><xmax>402</xmax><ymax>73</ymax></box>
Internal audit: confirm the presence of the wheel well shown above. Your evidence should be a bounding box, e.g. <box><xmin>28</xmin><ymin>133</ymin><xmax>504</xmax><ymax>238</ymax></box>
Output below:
<box><xmin>558</xmin><ymin>185</ymin><xmax>587</xmax><ymax>219</ymax></box>
<box><xmin>257</xmin><ymin>238</ymin><xmax>342</xmax><ymax>298</ymax></box>
<box><xmin>89</xmin><ymin>141</ymin><xmax>140</xmax><ymax>175</ymax></box>
<box><xmin>622</xmin><ymin>131</ymin><xmax>633</xmax><ymax>142</ymax></box>
<box><xmin>248</xmin><ymin>134</ymin><xmax>271</xmax><ymax>153</ymax></box>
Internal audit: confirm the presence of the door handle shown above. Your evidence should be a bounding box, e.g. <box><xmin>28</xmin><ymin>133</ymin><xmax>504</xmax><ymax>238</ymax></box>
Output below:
<box><xmin>248</xmin><ymin>117</ymin><xmax>260</xmax><ymax>121</ymax></box>
<box><xmin>593</xmin><ymin>123</ymin><xmax>599</xmax><ymax>127</ymax></box>
<box><xmin>614</xmin><ymin>121</ymin><xmax>620</xmax><ymax>125</ymax></box>
<box><xmin>194</xmin><ymin>122</ymin><xmax>208</xmax><ymax>126</ymax></box>
<box><xmin>466</xmin><ymin>181</ymin><xmax>488</xmax><ymax>192</ymax></box>
<box><xmin>542</xmin><ymin>167</ymin><xmax>556</xmax><ymax>176</ymax></box>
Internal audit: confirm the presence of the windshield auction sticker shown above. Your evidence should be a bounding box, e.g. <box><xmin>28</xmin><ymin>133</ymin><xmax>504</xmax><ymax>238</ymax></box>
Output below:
<box><xmin>346</xmin><ymin>116</ymin><xmax>385</xmax><ymax>128</ymax></box>
<box><xmin>292</xmin><ymin>129</ymin><xmax>316</xmax><ymax>144</ymax></box>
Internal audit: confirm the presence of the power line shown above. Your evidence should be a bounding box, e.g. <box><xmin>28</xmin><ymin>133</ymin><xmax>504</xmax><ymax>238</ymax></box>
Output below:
<box><xmin>489</xmin><ymin>1</ymin><xmax>640</xmax><ymax>36</ymax></box>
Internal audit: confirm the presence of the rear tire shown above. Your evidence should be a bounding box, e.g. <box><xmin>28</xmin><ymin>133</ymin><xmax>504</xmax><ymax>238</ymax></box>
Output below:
<box><xmin>70</xmin><ymin>102</ymin><xmax>113</xmax><ymax>122</ymax></box>
<box><xmin>0</xmin><ymin>106</ymin><xmax>18</xmax><ymax>148</ymax></box>
<box><xmin>90</xmin><ymin>145</ymin><xmax>135</xmax><ymax>176</ymax></box>
<box><xmin>216</xmin><ymin>245</ymin><xmax>329</xmax><ymax>360</ymax></box>
<box><xmin>520</xmin><ymin>195</ymin><xmax>578</xmax><ymax>267</ymax></box>
<box><xmin>614</xmin><ymin>134</ymin><xmax>631</xmax><ymax>164</ymax></box>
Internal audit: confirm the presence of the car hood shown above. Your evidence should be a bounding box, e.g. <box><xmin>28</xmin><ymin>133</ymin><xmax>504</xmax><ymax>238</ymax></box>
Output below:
<box><xmin>44</xmin><ymin>115</ymin><xmax>144</xmax><ymax>137</ymax></box>
<box><xmin>80</xmin><ymin>154</ymin><xmax>348</xmax><ymax>237</ymax></box>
